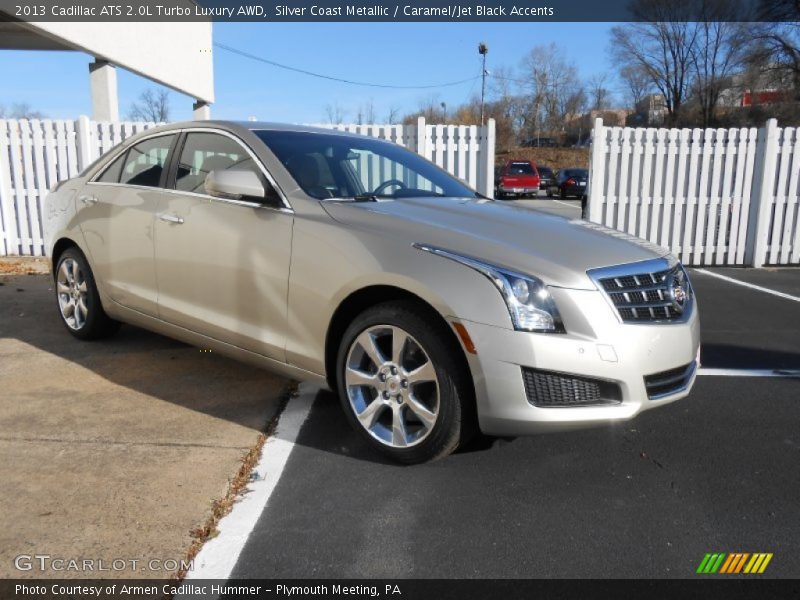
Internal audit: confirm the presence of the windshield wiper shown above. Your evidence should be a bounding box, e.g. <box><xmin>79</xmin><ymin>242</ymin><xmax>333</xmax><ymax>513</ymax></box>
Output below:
<box><xmin>351</xmin><ymin>194</ymin><xmax>380</xmax><ymax>202</ymax></box>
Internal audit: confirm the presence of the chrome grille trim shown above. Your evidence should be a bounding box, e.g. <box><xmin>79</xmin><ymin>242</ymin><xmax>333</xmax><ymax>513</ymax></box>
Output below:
<box><xmin>588</xmin><ymin>257</ymin><xmax>693</xmax><ymax>324</ymax></box>
<box><xmin>644</xmin><ymin>361</ymin><xmax>697</xmax><ymax>400</ymax></box>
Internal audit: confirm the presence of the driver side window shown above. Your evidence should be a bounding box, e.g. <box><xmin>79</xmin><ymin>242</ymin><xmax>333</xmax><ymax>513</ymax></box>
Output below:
<box><xmin>174</xmin><ymin>132</ymin><xmax>280</xmax><ymax>205</ymax></box>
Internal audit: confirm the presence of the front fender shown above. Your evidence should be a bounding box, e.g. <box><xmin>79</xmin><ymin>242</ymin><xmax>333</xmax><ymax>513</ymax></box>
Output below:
<box><xmin>285</xmin><ymin>216</ymin><xmax>513</xmax><ymax>375</ymax></box>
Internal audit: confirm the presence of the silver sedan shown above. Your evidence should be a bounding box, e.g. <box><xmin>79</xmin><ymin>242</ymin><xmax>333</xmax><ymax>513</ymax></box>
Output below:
<box><xmin>44</xmin><ymin>122</ymin><xmax>700</xmax><ymax>463</ymax></box>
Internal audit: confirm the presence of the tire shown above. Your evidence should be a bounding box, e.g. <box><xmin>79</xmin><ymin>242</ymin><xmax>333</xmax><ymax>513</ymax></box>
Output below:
<box><xmin>560</xmin><ymin>188</ymin><xmax>567</xmax><ymax>200</ymax></box>
<box><xmin>336</xmin><ymin>301</ymin><xmax>474</xmax><ymax>464</ymax></box>
<box><xmin>54</xmin><ymin>247</ymin><xmax>120</xmax><ymax>340</ymax></box>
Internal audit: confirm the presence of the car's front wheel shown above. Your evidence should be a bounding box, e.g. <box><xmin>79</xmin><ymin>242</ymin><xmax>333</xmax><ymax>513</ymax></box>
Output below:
<box><xmin>54</xmin><ymin>247</ymin><xmax>120</xmax><ymax>340</ymax></box>
<box><xmin>336</xmin><ymin>302</ymin><xmax>473</xmax><ymax>463</ymax></box>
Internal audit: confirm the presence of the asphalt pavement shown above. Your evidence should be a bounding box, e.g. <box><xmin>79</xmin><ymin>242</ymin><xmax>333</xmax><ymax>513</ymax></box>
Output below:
<box><xmin>228</xmin><ymin>267</ymin><xmax>800</xmax><ymax>579</ymax></box>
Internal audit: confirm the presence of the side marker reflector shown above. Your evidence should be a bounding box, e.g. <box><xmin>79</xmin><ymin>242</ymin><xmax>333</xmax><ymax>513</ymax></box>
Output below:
<box><xmin>452</xmin><ymin>322</ymin><xmax>477</xmax><ymax>354</ymax></box>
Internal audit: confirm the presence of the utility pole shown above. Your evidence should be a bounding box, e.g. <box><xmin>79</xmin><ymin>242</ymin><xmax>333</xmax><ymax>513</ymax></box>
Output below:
<box><xmin>478</xmin><ymin>42</ymin><xmax>488</xmax><ymax>126</ymax></box>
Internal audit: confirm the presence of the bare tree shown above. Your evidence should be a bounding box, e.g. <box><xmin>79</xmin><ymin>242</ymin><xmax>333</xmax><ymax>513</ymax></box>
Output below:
<box><xmin>745</xmin><ymin>1</ymin><xmax>800</xmax><ymax>100</ymax></box>
<box><xmin>128</xmin><ymin>89</ymin><xmax>170</xmax><ymax>122</ymax></box>
<box><xmin>690</xmin><ymin>10</ymin><xmax>747</xmax><ymax>126</ymax></box>
<box><xmin>519</xmin><ymin>43</ymin><xmax>583</xmax><ymax>137</ymax></box>
<box><xmin>611</xmin><ymin>1</ymin><xmax>699</xmax><ymax>124</ymax></box>
<box><xmin>385</xmin><ymin>105</ymin><xmax>401</xmax><ymax>124</ymax></box>
<box><xmin>0</xmin><ymin>102</ymin><xmax>46</xmax><ymax>119</ymax></box>
<box><xmin>588</xmin><ymin>73</ymin><xmax>612</xmax><ymax>111</ymax></box>
<box><xmin>324</xmin><ymin>102</ymin><xmax>347</xmax><ymax>125</ymax></box>
<box><xmin>619</xmin><ymin>65</ymin><xmax>652</xmax><ymax>108</ymax></box>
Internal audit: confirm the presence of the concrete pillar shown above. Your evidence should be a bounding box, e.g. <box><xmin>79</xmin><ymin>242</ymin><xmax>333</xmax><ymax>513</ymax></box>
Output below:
<box><xmin>193</xmin><ymin>101</ymin><xmax>211</xmax><ymax>120</ymax></box>
<box><xmin>89</xmin><ymin>60</ymin><xmax>119</xmax><ymax>121</ymax></box>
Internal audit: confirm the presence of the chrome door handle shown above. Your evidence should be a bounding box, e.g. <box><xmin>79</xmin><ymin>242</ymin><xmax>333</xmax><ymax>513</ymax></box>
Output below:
<box><xmin>159</xmin><ymin>214</ymin><xmax>184</xmax><ymax>225</ymax></box>
<box><xmin>79</xmin><ymin>195</ymin><xmax>98</xmax><ymax>205</ymax></box>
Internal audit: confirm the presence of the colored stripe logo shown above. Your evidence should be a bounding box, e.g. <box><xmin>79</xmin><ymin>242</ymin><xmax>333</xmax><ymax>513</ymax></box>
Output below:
<box><xmin>696</xmin><ymin>553</ymin><xmax>773</xmax><ymax>574</ymax></box>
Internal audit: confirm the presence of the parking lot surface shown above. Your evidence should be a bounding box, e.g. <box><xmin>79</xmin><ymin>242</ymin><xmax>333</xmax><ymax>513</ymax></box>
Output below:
<box><xmin>0</xmin><ymin>273</ymin><xmax>288</xmax><ymax>578</ymax></box>
<box><xmin>226</xmin><ymin>267</ymin><xmax>800</xmax><ymax>579</ymax></box>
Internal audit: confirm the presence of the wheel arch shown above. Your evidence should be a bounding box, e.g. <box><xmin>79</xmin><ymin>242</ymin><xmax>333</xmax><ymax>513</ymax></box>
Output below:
<box><xmin>51</xmin><ymin>237</ymin><xmax>83</xmax><ymax>274</ymax></box>
<box><xmin>324</xmin><ymin>285</ymin><xmax>475</xmax><ymax>409</ymax></box>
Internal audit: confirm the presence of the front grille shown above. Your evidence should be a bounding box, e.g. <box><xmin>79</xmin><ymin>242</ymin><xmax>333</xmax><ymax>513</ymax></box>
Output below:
<box><xmin>596</xmin><ymin>263</ymin><xmax>689</xmax><ymax>323</ymax></box>
<box><xmin>644</xmin><ymin>361</ymin><xmax>696</xmax><ymax>400</ymax></box>
<box><xmin>522</xmin><ymin>368</ymin><xmax>622</xmax><ymax>407</ymax></box>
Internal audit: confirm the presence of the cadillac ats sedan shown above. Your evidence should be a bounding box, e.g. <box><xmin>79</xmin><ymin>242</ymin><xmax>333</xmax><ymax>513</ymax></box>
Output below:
<box><xmin>44</xmin><ymin>122</ymin><xmax>700</xmax><ymax>463</ymax></box>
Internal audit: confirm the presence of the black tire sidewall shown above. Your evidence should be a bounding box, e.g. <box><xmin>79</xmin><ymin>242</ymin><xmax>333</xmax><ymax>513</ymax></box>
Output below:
<box><xmin>335</xmin><ymin>302</ymin><xmax>465</xmax><ymax>464</ymax></box>
<box><xmin>55</xmin><ymin>248</ymin><xmax>117</xmax><ymax>340</ymax></box>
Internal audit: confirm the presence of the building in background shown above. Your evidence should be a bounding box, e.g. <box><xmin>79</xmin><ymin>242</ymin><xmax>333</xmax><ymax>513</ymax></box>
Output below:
<box><xmin>0</xmin><ymin>16</ymin><xmax>214</xmax><ymax>120</ymax></box>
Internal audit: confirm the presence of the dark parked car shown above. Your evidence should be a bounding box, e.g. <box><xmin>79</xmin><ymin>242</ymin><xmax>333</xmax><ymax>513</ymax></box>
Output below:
<box><xmin>537</xmin><ymin>166</ymin><xmax>556</xmax><ymax>197</ymax></box>
<box><xmin>557</xmin><ymin>168</ymin><xmax>588</xmax><ymax>199</ymax></box>
<box><xmin>494</xmin><ymin>160</ymin><xmax>540</xmax><ymax>199</ymax></box>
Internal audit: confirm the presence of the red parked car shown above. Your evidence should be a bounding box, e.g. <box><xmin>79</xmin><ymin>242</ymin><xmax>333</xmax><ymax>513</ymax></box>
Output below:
<box><xmin>494</xmin><ymin>160</ymin><xmax>541</xmax><ymax>199</ymax></box>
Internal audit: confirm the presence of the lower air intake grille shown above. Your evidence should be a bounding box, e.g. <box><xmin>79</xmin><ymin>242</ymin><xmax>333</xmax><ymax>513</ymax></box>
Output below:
<box><xmin>522</xmin><ymin>368</ymin><xmax>622</xmax><ymax>407</ymax></box>
<box><xmin>644</xmin><ymin>361</ymin><xmax>696</xmax><ymax>400</ymax></box>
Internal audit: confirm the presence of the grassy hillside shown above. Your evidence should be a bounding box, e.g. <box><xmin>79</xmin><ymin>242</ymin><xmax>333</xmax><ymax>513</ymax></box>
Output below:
<box><xmin>497</xmin><ymin>147</ymin><xmax>590</xmax><ymax>171</ymax></box>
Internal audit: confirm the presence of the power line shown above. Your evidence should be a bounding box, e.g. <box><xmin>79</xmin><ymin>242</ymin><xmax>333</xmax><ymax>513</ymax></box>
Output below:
<box><xmin>214</xmin><ymin>42</ymin><xmax>481</xmax><ymax>90</ymax></box>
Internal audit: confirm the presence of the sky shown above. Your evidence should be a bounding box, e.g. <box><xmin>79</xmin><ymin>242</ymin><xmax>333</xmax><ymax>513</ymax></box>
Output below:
<box><xmin>0</xmin><ymin>22</ymin><xmax>617</xmax><ymax>123</ymax></box>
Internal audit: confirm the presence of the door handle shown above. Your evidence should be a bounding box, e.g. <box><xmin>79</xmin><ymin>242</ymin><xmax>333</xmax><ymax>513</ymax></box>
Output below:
<box><xmin>79</xmin><ymin>195</ymin><xmax>98</xmax><ymax>205</ymax></box>
<box><xmin>159</xmin><ymin>214</ymin><xmax>184</xmax><ymax>225</ymax></box>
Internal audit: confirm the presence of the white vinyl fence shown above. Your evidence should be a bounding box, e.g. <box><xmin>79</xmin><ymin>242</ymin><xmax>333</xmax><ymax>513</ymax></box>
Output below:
<box><xmin>0</xmin><ymin>116</ymin><xmax>161</xmax><ymax>257</ymax></box>
<box><xmin>321</xmin><ymin>117</ymin><xmax>496</xmax><ymax>198</ymax></box>
<box><xmin>588</xmin><ymin>118</ymin><xmax>800</xmax><ymax>267</ymax></box>
<box><xmin>0</xmin><ymin>116</ymin><xmax>496</xmax><ymax>257</ymax></box>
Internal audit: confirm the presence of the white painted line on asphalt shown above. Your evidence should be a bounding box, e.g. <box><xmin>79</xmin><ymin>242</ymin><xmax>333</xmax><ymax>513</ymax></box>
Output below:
<box><xmin>698</xmin><ymin>368</ymin><xmax>800</xmax><ymax>378</ymax></box>
<box><xmin>553</xmin><ymin>199</ymin><xmax>581</xmax><ymax>210</ymax></box>
<box><xmin>183</xmin><ymin>384</ymin><xmax>316</xmax><ymax>582</ymax></box>
<box><xmin>693</xmin><ymin>268</ymin><xmax>800</xmax><ymax>303</ymax></box>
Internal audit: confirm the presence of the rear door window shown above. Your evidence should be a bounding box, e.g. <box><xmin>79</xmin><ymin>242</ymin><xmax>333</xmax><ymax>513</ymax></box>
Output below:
<box><xmin>96</xmin><ymin>152</ymin><xmax>127</xmax><ymax>183</ymax></box>
<box><xmin>120</xmin><ymin>135</ymin><xmax>176</xmax><ymax>188</ymax></box>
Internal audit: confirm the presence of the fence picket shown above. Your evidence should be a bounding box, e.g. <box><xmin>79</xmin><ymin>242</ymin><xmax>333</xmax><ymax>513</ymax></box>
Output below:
<box><xmin>781</xmin><ymin>129</ymin><xmax>800</xmax><ymax>263</ymax></box>
<box><xmin>0</xmin><ymin>121</ymin><xmax>17</xmax><ymax>255</ymax></box>
<box><xmin>717</xmin><ymin>129</ymin><xmax>736</xmax><ymax>265</ymax></box>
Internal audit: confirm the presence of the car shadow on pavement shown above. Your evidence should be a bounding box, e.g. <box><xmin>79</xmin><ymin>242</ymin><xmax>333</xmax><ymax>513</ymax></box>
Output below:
<box><xmin>0</xmin><ymin>274</ymin><xmax>287</xmax><ymax>433</ymax></box>
<box><xmin>288</xmin><ymin>389</ymin><xmax>520</xmax><ymax>466</ymax></box>
<box><xmin>701</xmin><ymin>343</ymin><xmax>800</xmax><ymax>370</ymax></box>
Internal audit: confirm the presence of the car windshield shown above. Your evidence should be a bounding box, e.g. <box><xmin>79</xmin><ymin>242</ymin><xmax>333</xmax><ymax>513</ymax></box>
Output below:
<box><xmin>538</xmin><ymin>167</ymin><xmax>553</xmax><ymax>178</ymax></box>
<box><xmin>254</xmin><ymin>130</ymin><xmax>477</xmax><ymax>200</ymax></box>
<box><xmin>507</xmin><ymin>162</ymin><xmax>535</xmax><ymax>175</ymax></box>
<box><xmin>565</xmin><ymin>169</ymin><xmax>588</xmax><ymax>178</ymax></box>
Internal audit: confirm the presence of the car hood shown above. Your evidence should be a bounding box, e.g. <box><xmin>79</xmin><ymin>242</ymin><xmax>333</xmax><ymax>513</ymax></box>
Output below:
<box><xmin>322</xmin><ymin>196</ymin><xmax>671</xmax><ymax>290</ymax></box>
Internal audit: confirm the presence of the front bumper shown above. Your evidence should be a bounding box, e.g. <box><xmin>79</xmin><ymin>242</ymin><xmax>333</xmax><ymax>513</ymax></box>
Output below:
<box><xmin>460</xmin><ymin>287</ymin><xmax>701</xmax><ymax>436</ymax></box>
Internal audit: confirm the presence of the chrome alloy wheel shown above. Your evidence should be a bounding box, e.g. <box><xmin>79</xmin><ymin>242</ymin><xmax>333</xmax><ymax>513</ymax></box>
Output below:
<box><xmin>345</xmin><ymin>325</ymin><xmax>440</xmax><ymax>448</ymax></box>
<box><xmin>56</xmin><ymin>258</ymin><xmax>89</xmax><ymax>331</ymax></box>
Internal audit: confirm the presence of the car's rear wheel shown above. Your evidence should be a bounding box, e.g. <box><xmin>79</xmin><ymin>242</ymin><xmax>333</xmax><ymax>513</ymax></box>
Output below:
<box><xmin>55</xmin><ymin>247</ymin><xmax>120</xmax><ymax>340</ymax></box>
<box><xmin>336</xmin><ymin>302</ymin><xmax>472</xmax><ymax>463</ymax></box>
<box><xmin>560</xmin><ymin>188</ymin><xmax>567</xmax><ymax>199</ymax></box>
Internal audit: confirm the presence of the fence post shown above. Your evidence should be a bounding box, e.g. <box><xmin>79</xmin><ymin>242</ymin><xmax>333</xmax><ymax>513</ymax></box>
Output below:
<box><xmin>587</xmin><ymin>118</ymin><xmax>605</xmax><ymax>222</ymax></box>
<box><xmin>479</xmin><ymin>118</ymin><xmax>496</xmax><ymax>197</ymax></box>
<box><xmin>415</xmin><ymin>116</ymin><xmax>428</xmax><ymax>158</ymax></box>
<box><xmin>745</xmin><ymin>118</ymin><xmax>778</xmax><ymax>267</ymax></box>
<box><xmin>75</xmin><ymin>115</ymin><xmax>93</xmax><ymax>171</ymax></box>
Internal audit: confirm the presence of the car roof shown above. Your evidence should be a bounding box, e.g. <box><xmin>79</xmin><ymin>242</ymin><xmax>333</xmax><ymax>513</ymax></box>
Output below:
<box><xmin>129</xmin><ymin>120</ymin><xmax>375</xmax><ymax>140</ymax></box>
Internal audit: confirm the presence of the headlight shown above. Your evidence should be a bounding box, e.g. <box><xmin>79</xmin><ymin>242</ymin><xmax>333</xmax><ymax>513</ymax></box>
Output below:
<box><xmin>413</xmin><ymin>244</ymin><xmax>564</xmax><ymax>333</ymax></box>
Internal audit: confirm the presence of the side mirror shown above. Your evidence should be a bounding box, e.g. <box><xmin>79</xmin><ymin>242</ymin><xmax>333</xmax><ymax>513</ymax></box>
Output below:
<box><xmin>205</xmin><ymin>169</ymin><xmax>265</xmax><ymax>202</ymax></box>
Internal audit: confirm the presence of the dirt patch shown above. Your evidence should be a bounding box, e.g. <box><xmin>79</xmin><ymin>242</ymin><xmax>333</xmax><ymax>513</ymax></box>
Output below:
<box><xmin>0</xmin><ymin>257</ymin><xmax>50</xmax><ymax>276</ymax></box>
